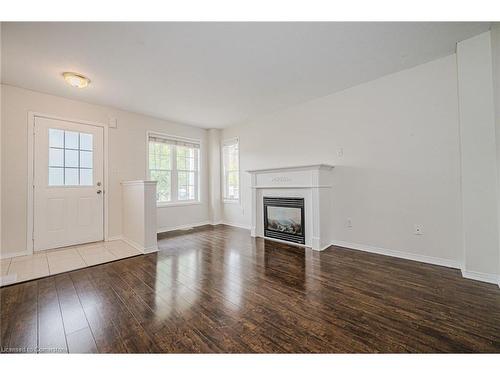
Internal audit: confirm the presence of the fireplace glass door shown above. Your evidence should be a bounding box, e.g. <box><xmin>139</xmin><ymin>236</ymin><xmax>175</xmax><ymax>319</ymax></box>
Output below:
<box><xmin>263</xmin><ymin>197</ymin><xmax>305</xmax><ymax>244</ymax></box>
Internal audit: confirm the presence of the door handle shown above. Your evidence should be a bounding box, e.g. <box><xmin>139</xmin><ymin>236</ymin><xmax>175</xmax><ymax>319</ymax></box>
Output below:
<box><xmin>97</xmin><ymin>190</ymin><xmax>102</xmax><ymax>194</ymax></box>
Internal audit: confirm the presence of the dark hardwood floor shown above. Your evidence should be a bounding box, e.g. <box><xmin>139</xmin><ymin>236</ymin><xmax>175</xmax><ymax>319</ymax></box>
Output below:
<box><xmin>1</xmin><ymin>224</ymin><xmax>500</xmax><ymax>353</ymax></box>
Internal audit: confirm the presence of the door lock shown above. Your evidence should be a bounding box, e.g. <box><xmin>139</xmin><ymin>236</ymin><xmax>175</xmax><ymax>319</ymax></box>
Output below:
<box><xmin>97</xmin><ymin>190</ymin><xmax>102</xmax><ymax>194</ymax></box>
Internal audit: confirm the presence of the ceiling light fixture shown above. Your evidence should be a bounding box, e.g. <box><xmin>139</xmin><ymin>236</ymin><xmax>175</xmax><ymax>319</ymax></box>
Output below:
<box><xmin>62</xmin><ymin>72</ymin><xmax>90</xmax><ymax>88</ymax></box>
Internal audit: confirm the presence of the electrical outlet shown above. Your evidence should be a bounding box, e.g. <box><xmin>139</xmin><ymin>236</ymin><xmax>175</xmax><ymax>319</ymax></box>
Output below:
<box><xmin>346</xmin><ymin>218</ymin><xmax>352</xmax><ymax>228</ymax></box>
<box><xmin>414</xmin><ymin>225</ymin><xmax>423</xmax><ymax>235</ymax></box>
<box><xmin>337</xmin><ymin>148</ymin><xmax>344</xmax><ymax>158</ymax></box>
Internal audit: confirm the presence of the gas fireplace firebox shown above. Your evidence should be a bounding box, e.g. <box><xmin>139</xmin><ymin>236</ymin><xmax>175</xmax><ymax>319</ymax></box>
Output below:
<box><xmin>263</xmin><ymin>197</ymin><xmax>305</xmax><ymax>245</ymax></box>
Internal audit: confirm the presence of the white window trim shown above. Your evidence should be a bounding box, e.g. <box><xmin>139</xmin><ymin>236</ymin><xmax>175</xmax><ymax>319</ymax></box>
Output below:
<box><xmin>222</xmin><ymin>137</ymin><xmax>240</xmax><ymax>204</ymax></box>
<box><xmin>146</xmin><ymin>131</ymin><xmax>201</xmax><ymax>207</ymax></box>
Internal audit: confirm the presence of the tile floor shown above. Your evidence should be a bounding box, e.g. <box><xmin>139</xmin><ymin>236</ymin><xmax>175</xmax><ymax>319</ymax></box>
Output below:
<box><xmin>0</xmin><ymin>240</ymin><xmax>142</xmax><ymax>287</ymax></box>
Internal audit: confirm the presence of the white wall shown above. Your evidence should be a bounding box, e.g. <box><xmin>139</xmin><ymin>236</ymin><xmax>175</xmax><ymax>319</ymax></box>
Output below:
<box><xmin>1</xmin><ymin>84</ymin><xmax>210</xmax><ymax>257</ymax></box>
<box><xmin>222</xmin><ymin>55</ymin><xmax>463</xmax><ymax>265</ymax></box>
<box><xmin>457</xmin><ymin>32</ymin><xmax>500</xmax><ymax>279</ymax></box>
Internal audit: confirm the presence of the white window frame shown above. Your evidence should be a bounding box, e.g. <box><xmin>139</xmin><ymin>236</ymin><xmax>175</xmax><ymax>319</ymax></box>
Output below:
<box><xmin>222</xmin><ymin>137</ymin><xmax>240</xmax><ymax>204</ymax></box>
<box><xmin>146</xmin><ymin>131</ymin><xmax>201</xmax><ymax>207</ymax></box>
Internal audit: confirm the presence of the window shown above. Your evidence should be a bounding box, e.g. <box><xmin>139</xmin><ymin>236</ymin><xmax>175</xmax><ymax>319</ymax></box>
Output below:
<box><xmin>148</xmin><ymin>139</ymin><xmax>172</xmax><ymax>202</ymax></box>
<box><xmin>176</xmin><ymin>145</ymin><xmax>197</xmax><ymax>201</ymax></box>
<box><xmin>148</xmin><ymin>133</ymin><xmax>200</xmax><ymax>204</ymax></box>
<box><xmin>222</xmin><ymin>138</ymin><xmax>239</xmax><ymax>201</ymax></box>
<box><xmin>48</xmin><ymin>128</ymin><xmax>93</xmax><ymax>186</ymax></box>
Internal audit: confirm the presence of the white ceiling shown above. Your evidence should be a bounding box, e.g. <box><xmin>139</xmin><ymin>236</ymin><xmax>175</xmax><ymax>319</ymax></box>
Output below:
<box><xmin>1</xmin><ymin>22</ymin><xmax>490</xmax><ymax>128</ymax></box>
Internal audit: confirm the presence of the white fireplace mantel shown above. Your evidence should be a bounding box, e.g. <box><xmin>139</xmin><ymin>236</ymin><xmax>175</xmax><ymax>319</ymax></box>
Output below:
<box><xmin>247</xmin><ymin>164</ymin><xmax>334</xmax><ymax>250</ymax></box>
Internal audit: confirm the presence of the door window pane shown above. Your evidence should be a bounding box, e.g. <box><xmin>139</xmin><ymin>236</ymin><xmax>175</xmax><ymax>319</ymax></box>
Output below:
<box><xmin>65</xmin><ymin>149</ymin><xmax>79</xmax><ymax>167</ymax></box>
<box><xmin>49</xmin><ymin>129</ymin><xmax>64</xmax><ymax>148</ymax></box>
<box><xmin>64</xmin><ymin>168</ymin><xmax>79</xmax><ymax>185</ymax></box>
<box><xmin>65</xmin><ymin>131</ymin><xmax>79</xmax><ymax>149</ymax></box>
<box><xmin>79</xmin><ymin>133</ymin><xmax>93</xmax><ymax>151</ymax></box>
<box><xmin>79</xmin><ymin>168</ymin><xmax>93</xmax><ymax>186</ymax></box>
<box><xmin>49</xmin><ymin>148</ymin><xmax>64</xmax><ymax>167</ymax></box>
<box><xmin>49</xmin><ymin>167</ymin><xmax>64</xmax><ymax>185</ymax></box>
<box><xmin>48</xmin><ymin>128</ymin><xmax>94</xmax><ymax>186</ymax></box>
<box><xmin>80</xmin><ymin>151</ymin><xmax>92</xmax><ymax>168</ymax></box>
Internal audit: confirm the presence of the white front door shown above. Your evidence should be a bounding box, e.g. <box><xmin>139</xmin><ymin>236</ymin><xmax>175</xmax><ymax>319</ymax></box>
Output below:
<box><xmin>33</xmin><ymin>117</ymin><xmax>104</xmax><ymax>251</ymax></box>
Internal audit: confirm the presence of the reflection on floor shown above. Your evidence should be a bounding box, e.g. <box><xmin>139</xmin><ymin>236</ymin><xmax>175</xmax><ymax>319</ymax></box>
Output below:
<box><xmin>0</xmin><ymin>240</ymin><xmax>141</xmax><ymax>286</ymax></box>
<box><xmin>1</xmin><ymin>224</ymin><xmax>499</xmax><ymax>353</ymax></box>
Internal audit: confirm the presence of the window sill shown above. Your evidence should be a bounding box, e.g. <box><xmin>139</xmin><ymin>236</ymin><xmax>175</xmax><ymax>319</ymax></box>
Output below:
<box><xmin>157</xmin><ymin>201</ymin><xmax>202</xmax><ymax>208</ymax></box>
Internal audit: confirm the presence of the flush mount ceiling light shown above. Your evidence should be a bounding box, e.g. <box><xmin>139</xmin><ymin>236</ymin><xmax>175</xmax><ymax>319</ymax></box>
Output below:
<box><xmin>62</xmin><ymin>72</ymin><xmax>90</xmax><ymax>88</ymax></box>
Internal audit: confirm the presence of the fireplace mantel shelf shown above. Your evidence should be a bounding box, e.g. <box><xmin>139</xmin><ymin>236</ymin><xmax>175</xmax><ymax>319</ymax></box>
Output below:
<box><xmin>247</xmin><ymin>164</ymin><xmax>334</xmax><ymax>174</ymax></box>
<box><xmin>252</xmin><ymin>185</ymin><xmax>332</xmax><ymax>189</ymax></box>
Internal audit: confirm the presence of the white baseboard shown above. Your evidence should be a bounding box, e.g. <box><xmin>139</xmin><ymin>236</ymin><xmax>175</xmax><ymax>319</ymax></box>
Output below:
<box><xmin>107</xmin><ymin>235</ymin><xmax>123</xmax><ymax>242</ymax></box>
<box><xmin>461</xmin><ymin>268</ymin><xmax>500</xmax><ymax>285</ymax></box>
<box><xmin>143</xmin><ymin>245</ymin><xmax>159</xmax><ymax>254</ymax></box>
<box><xmin>319</xmin><ymin>242</ymin><xmax>332</xmax><ymax>251</ymax></box>
<box><xmin>1</xmin><ymin>249</ymin><xmax>31</xmax><ymax>260</ymax></box>
<box><xmin>219</xmin><ymin>221</ymin><xmax>251</xmax><ymax>230</ymax></box>
<box><xmin>119</xmin><ymin>237</ymin><xmax>157</xmax><ymax>254</ymax></box>
<box><xmin>157</xmin><ymin>220</ymin><xmax>212</xmax><ymax>234</ymax></box>
<box><xmin>330</xmin><ymin>240</ymin><xmax>462</xmax><ymax>270</ymax></box>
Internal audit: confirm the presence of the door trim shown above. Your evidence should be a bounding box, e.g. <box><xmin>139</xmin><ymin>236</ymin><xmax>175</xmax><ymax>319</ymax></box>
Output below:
<box><xmin>27</xmin><ymin>112</ymin><xmax>109</xmax><ymax>253</ymax></box>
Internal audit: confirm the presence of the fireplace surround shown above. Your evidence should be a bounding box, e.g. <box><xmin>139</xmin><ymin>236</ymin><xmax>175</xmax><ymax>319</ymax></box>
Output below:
<box><xmin>248</xmin><ymin>164</ymin><xmax>334</xmax><ymax>250</ymax></box>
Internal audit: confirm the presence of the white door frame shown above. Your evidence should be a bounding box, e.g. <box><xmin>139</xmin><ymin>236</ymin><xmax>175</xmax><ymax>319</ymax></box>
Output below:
<box><xmin>27</xmin><ymin>112</ymin><xmax>109</xmax><ymax>253</ymax></box>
